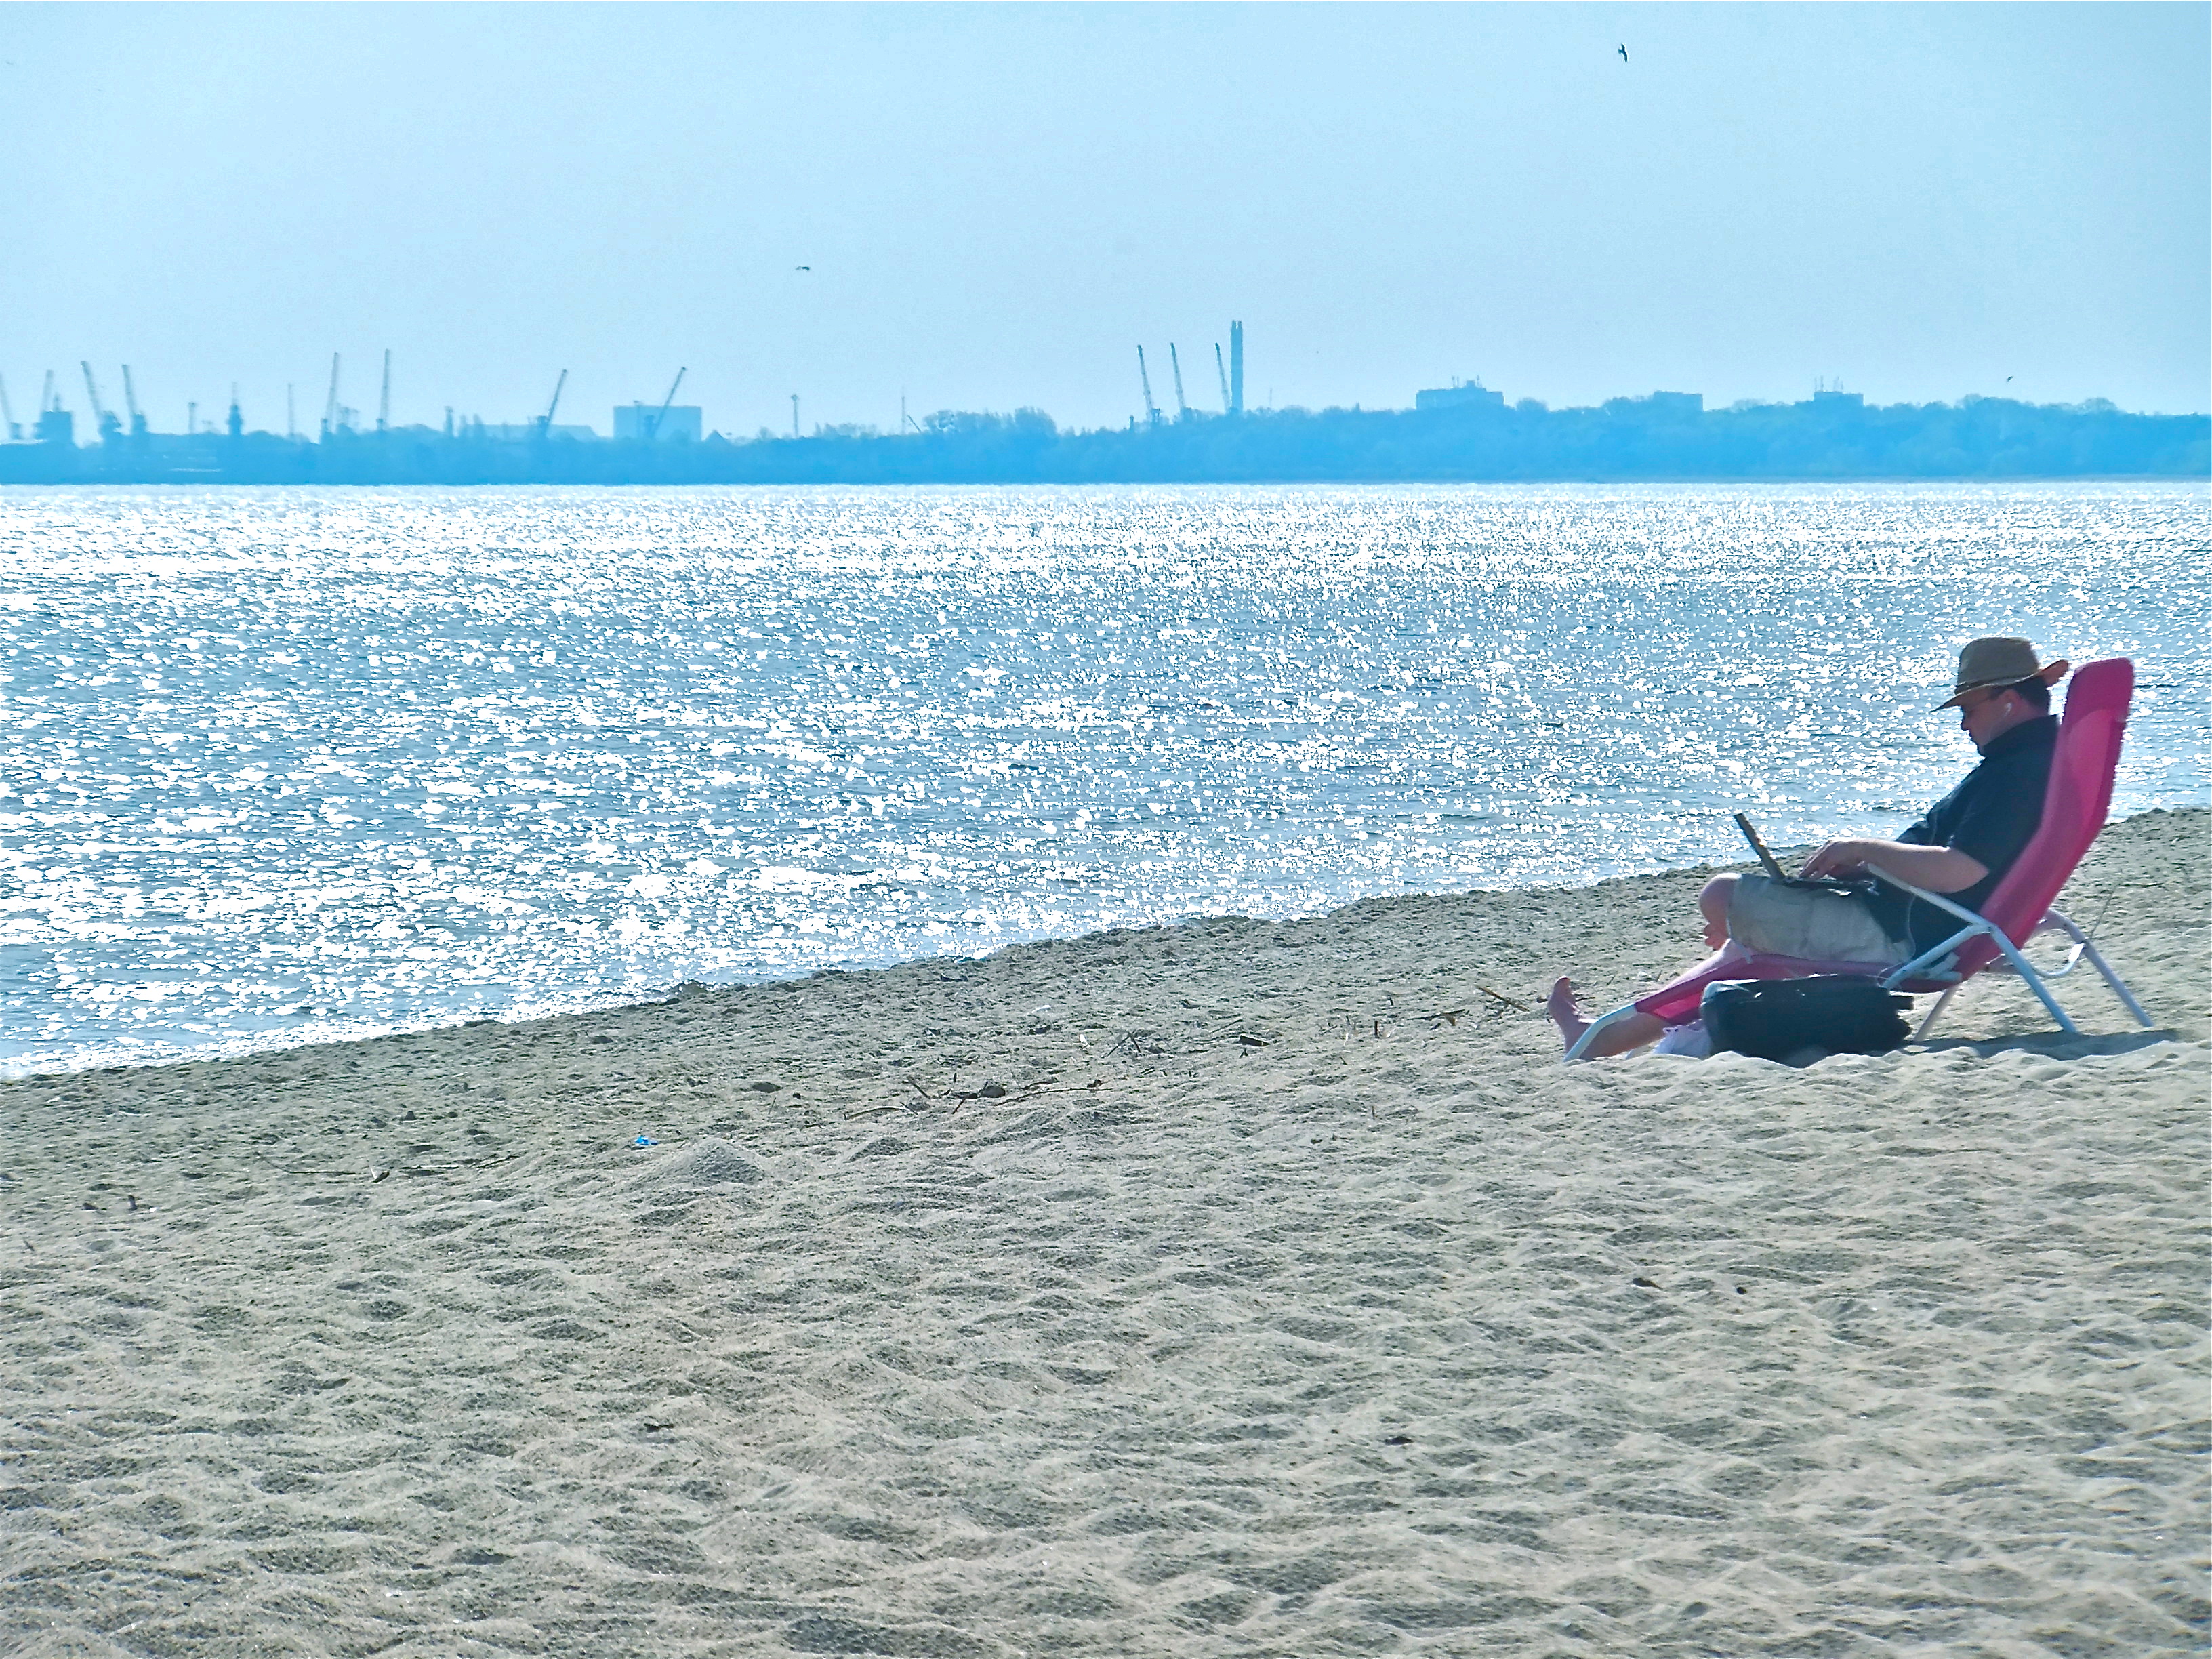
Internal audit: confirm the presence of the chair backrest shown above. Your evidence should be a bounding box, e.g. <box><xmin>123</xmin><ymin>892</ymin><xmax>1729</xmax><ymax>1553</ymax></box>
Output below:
<box><xmin>1950</xmin><ymin>657</ymin><xmax>2133</xmax><ymax>972</ymax></box>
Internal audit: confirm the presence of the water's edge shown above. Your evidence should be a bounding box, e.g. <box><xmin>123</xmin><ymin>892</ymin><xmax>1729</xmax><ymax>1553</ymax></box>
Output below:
<box><xmin>10</xmin><ymin>805</ymin><xmax>2198</xmax><ymax>1082</ymax></box>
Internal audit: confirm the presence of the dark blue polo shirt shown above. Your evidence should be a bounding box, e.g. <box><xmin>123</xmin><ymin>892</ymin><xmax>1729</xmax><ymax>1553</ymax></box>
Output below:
<box><xmin>1868</xmin><ymin>713</ymin><xmax>2058</xmax><ymax>955</ymax></box>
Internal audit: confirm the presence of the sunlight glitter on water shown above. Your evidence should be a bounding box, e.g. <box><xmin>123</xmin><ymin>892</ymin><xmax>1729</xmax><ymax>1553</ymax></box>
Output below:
<box><xmin>1</xmin><ymin>482</ymin><xmax>2205</xmax><ymax>1073</ymax></box>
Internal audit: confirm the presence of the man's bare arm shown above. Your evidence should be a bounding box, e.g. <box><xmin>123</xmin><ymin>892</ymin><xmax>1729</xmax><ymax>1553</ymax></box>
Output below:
<box><xmin>1800</xmin><ymin>838</ymin><xmax>1988</xmax><ymax>892</ymax></box>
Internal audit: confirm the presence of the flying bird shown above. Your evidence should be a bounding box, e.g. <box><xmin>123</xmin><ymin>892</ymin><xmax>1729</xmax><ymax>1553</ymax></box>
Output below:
<box><xmin>1618</xmin><ymin>43</ymin><xmax>1629</xmax><ymax>62</ymax></box>
<box><xmin>795</xmin><ymin>265</ymin><xmax>811</xmax><ymax>272</ymax></box>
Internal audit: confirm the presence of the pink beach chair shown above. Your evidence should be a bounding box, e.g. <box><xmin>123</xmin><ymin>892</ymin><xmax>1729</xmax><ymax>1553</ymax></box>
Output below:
<box><xmin>1564</xmin><ymin>657</ymin><xmax>2155</xmax><ymax>1061</ymax></box>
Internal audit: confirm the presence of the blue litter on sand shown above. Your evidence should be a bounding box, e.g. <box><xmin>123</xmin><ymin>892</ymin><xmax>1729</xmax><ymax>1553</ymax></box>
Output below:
<box><xmin>632</xmin><ymin>1134</ymin><xmax>658</xmax><ymax>1148</ymax></box>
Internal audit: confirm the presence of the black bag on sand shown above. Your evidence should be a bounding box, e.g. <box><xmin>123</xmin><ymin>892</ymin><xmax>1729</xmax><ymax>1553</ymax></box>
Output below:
<box><xmin>1701</xmin><ymin>975</ymin><xmax>1913</xmax><ymax>1062</ymax></box>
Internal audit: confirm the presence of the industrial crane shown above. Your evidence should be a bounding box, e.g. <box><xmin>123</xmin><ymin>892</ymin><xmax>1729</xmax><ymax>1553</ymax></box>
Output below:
<box><xmin>1168</xmin><ymin>344</ymin><xmax>1190</xmax><ymax>421</ymax></box>
<box><xmin>0</xmin><ymin>373</ymin><xmax>16</xmax><ymax>441</ymax></box>
<box><xmin>537</xmin><ymin>369</ymin><xmax>568</xmax><ymax>441</ymax></box>
<box><xmin>121</xmin><ymin>365</ymin><xmax>148</xmax><ymax>438</ymax></box>
<box><xmin>35</xmin><ymin>371</ymin><xmax>72</xmax><ymax>444</ymax></box>
<box><xmin>1136</xmin><ymin>346</ymin><xmax>1161</xmax><ymax>428</ymax></box>
<box><xmin>643</xmin><ymin>367</ymin><xmax>686</xmax><ymax>442</ymax></box>
<box><xmin>1215</xmin><ymin>344</ymin><xmax>1231</xmax><ymax>415</ymax></box>
<box><xmin>322</xmin><ymin>354</ymin><xmax>342</xmax><ymax>439</ymax></box>
<box><xmin>377</xmin><ymin>350</ymin><xmax>391</xmax><ymax>433</ymax></box>
<box><xmin>81</xmin><ymin>362</ymin><xmax>121</xmax><ymax>442</ymax></box>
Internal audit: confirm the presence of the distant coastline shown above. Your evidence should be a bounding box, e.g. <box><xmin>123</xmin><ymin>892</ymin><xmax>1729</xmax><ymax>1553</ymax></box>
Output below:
<box><xmin>2</xmin><ymin>391</ymin><xmax>2205</xmax><ymax>485</ymax></box>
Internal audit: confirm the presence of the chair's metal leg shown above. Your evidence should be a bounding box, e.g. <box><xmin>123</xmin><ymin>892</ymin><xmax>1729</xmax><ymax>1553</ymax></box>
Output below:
<box><xmin>2075</xmin><ymin>939</ymin><xmax>2154</xmax><ymax>1027</ymax></box>
<box><xmin>1988</xmin><ymin>933</ymin><xmax>2081</xmax><ymax>1036</ymax></box>
<box><xmin>1913</xmin><ymin>984</ymin><xmax>1960</xmax><ymax>1042</ymax></box>
<box><xmin>2041</xmin><ymin>909</ymin><xmax>2154</xmax><ymax>1027</ymax></box>
<box><xmin>2028</xmin><ymin>909</ymin><xmax>2089</xmax><ymax>977</ymax></box>
<box><xmin>1564</xmin><ymin>1004</ymin><xmax>1638</xmax><ymax>1064</ymax></box>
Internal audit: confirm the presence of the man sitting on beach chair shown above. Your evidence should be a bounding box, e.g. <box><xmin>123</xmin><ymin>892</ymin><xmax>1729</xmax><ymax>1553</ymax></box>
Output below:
<box><xmin>1547</xmin><ymin>636</ymin><xmax>2070</xmax><ymax>1059</ymax></box>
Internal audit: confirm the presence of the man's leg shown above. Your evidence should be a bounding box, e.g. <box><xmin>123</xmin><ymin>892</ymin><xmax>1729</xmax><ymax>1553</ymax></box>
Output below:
<box><xmin>1547</xmin><ymin>978</ymin><xmax>1664</xmax><ymax>1058</ymax></box>
<box><xmin>1549</xmin><ymin>874</ymin><xmax>1746</xmax><ymax>1059</ymax></box>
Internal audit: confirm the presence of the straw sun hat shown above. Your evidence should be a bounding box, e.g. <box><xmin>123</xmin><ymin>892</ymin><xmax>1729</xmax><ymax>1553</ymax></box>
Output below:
<box><xmin>1937</xmin><ymin>636</ymin><xmax>2070</xmax><ymax>710</ymax></box>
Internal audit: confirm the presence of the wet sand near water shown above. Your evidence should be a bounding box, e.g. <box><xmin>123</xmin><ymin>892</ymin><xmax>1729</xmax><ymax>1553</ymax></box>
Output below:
<box><xmin>3</xmin><ymin>808</ymin><xmax>2205</xmax><ymax>1657</ymax></box>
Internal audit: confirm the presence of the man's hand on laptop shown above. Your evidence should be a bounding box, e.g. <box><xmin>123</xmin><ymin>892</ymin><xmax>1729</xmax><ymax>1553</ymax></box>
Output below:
<box><xmin>1801</xmin><ymin>838</ymin><xmax>1988</xmax><ymax>893</ymax></box>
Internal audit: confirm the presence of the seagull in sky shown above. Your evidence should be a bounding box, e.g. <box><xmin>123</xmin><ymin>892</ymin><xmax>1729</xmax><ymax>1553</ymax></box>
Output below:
<box><xmin>795</xmin><ymin>265</ymin><xmax>811</xmax><ymax>272</ymax></box>
<box><xmin>1618</xmin><ymin>43</ymin><xmax>1629</xmax><ymax>62</ymax></box>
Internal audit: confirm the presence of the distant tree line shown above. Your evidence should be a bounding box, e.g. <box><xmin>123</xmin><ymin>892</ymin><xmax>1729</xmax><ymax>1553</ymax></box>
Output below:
<box><xmin>1</xmin><ymin>394</ymin><xmax>2202</xmax><ymax>485</ymax></box>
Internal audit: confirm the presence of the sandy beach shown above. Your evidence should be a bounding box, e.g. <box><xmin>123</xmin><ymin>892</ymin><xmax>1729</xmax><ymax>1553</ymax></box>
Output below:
<box><xmin>2</xmin><ymin>807</ymin><xmax>2204</xmax><ymax>1657</ymax></box>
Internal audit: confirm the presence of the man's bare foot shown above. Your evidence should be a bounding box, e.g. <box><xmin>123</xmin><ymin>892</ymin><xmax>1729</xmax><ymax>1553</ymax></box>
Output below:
<box><xmin>1548</xmin><ymin>977</ymin><xmax>1667</xmax><ymax>1059</ymax></box>
<box><xmin>1546</xmin><ymin>976</ymin><xmax>1589</xmax><ymax>1048</ymax></box>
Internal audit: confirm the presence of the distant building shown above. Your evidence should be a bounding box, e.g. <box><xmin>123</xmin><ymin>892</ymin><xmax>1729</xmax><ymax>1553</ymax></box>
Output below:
<box><xmin>35</xmin><ymin>407</ymin><xmax>74</xmax><ymax>445</ymax></box>
<box><xmin>1604</xmin><ymin>391</ymin><xmax>1704</xmax><ymax>418</ymax></box>
<box><xmin>1810</xmin><ymin>390</ymin><xmax>1865</xmax><ymax>411</ymax></box>
<box><xmin>1415</xmin><ymin>381</ymin><xmax>1506</xmax><ymax>413</ymax></box>
<box><xmin>614</xmin><ymin>403</ymin><xmax>703</xmax><ymax>443</ymax></box>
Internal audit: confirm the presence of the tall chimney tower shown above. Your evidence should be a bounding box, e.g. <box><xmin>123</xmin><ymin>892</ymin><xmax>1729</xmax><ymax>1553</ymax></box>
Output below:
<box><xmin>1229</xmin><ymin>321</ymin><xmax>1244</xmax><ymax>416</ymax></box>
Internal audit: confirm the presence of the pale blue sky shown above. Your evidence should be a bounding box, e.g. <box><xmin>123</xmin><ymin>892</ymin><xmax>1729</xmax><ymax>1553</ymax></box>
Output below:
<box><xmin>3</xmin><ymin>3</ymin><xmax>2205</xmax><ymax>436</ymax></box>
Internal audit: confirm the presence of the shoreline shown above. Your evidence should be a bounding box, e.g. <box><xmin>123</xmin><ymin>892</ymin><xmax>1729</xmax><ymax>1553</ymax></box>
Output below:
<box><xmin>12</xmin><ymin>804</ymin><xmax>2204</xmax><ymax>1086</ymax></box>
<box><xmin>3</xmin><ymin>399</ymin><xmax>2205</xmax><ymax>488</ymax></box>
<box><xmin>2</xmin><ymin>806</ymin><xmax>2204</xmax><ymax>1654</ymax></box>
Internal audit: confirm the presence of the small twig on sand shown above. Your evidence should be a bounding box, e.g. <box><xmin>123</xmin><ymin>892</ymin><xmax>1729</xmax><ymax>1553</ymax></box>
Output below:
<box><xmin>254</xmin><ymin>1145</ymin><xmax>523</xmax><ymax>1180</ymax></box>
<box><xmin>1476</xmin><ymin>984</ymin><xmax>1531</xmax><ymax>1013</ymax></box>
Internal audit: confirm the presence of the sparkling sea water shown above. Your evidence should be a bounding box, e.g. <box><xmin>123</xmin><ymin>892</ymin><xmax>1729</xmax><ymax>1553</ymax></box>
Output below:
<box><xmin>2</xmin><ymin>482</ymin><xmax>2205</xmax><ymax>1076</ymax></box>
